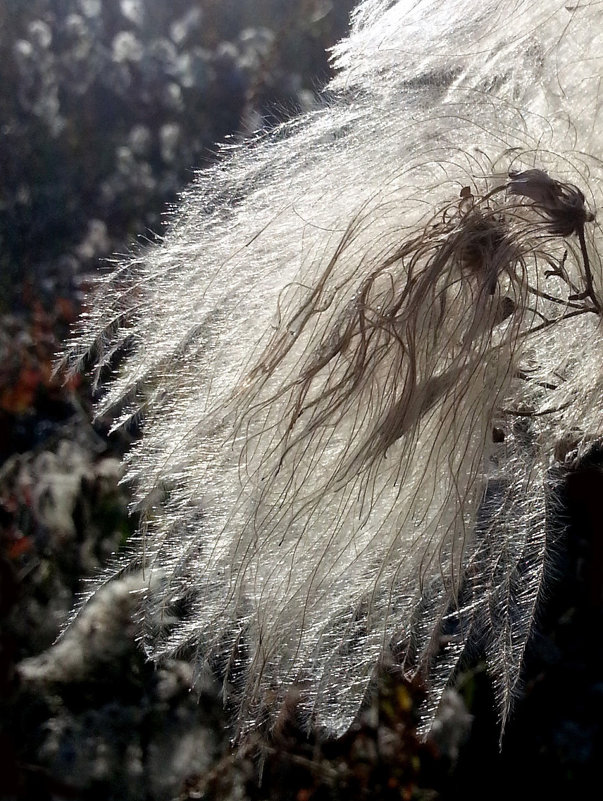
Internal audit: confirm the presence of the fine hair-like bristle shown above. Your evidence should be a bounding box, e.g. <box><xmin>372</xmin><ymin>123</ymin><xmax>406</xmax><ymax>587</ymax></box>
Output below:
<box><xmin>62</xmin><ymin>0</ymin><xmax>603</xmax><ymax>740</ymax></box>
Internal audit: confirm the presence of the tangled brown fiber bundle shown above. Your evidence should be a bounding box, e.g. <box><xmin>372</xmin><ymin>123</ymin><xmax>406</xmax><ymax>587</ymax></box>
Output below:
<box><xmin>236</xmin><ymin>170</ymin><xmax>596</xmax><ymax>481</ymax></box>
<box><xmin>202</xmin><ymin>168</ymin><xmax>598</xmax><ymax>734</ymax></box>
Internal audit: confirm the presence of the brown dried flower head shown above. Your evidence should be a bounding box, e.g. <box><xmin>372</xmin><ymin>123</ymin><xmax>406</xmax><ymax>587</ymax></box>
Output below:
<box><xmin>507</xmin><ymin>168</ymin><xmax>595</xmax><ymax>236</ymax></box>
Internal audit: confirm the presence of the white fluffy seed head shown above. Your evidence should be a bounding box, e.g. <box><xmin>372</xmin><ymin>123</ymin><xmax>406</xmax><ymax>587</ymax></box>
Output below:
<box><xmin>63</xmin><ymin>0</ymin><xmax>603</xmax><ymax>739</ymax></box>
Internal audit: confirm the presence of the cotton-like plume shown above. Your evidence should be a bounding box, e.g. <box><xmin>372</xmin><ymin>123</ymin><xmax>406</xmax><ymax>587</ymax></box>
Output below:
<box><xmin>63</xmin><ymin>0</ymin><xmax>603</xmax><ymax>740</ymax></box>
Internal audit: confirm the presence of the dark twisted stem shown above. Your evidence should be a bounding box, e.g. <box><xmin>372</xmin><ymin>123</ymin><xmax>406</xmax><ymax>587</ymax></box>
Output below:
<box><xmin>568</xmin><ymin>226</ymin><xmax>600</xmax><ymax>312</ymax></box>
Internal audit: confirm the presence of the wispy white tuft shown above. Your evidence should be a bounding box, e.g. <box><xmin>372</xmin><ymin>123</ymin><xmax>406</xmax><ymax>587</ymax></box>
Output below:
<box><xmin>63</xmin><ymin>0</ymin><xmax>603</xmax><ymax>739</ymax></box>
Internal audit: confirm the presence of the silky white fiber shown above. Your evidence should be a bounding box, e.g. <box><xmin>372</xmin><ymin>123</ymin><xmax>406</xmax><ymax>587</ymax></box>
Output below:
<box><xmin>64</xmin><ymin>0</ymin><xmax>603</xmax><ymax>740</ymax></box>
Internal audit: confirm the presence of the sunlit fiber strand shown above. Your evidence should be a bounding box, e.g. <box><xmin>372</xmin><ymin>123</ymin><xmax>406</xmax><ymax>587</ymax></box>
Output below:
<box><xmin>63</xmin><ymin>0</ymin><xmax>603</xmax><ymax>739</ymax></box>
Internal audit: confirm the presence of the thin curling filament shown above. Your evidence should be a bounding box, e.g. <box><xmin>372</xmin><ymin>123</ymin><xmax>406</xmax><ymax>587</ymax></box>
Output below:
<box><xmin>61</xmin><ymin>0</ymin><xmax>603</xmax><ymax>741</ymax></box>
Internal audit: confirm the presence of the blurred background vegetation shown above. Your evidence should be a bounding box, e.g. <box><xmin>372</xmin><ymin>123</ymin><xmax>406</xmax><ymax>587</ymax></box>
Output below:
<box><xmin>0</xmin><ymin>0</ymin><xmax>354</xmax><ymax>308</ymax></box>
<box><xmin>0</xmin><ymin>0</ymin><xmax>355</xmax><ymax>453</ymax></box>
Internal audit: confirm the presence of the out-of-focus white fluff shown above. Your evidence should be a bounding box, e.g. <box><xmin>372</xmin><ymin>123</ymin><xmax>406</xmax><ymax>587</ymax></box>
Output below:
<box><xmin>65</xmin><ymin>0</ymin><xmax>603</xmax><ymax>739</ymax></box>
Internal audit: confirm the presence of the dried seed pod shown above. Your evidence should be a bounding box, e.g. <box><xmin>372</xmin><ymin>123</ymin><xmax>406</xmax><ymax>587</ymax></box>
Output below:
<box><xmin>507</xmin><ymin>169</ymin><xmax>594</xmax><ymax>236</ymax></box>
